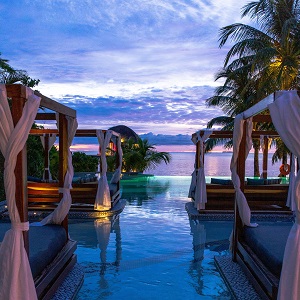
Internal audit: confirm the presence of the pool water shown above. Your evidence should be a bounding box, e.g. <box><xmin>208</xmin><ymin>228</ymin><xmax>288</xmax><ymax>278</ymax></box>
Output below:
<box><xmin>70</xmin><ymin>176</ymin><xmax>233</xmax><ymax>300</ymax></box>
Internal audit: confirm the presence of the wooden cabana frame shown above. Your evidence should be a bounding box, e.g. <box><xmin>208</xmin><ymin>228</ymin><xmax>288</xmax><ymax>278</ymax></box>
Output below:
<box><xmin>191</xmin><ymin>124</ymin><xmax>289</xmax><ymax>211</ymax></box>
<box><xmin>230</xmin><ymin>94</ymin><xmax>296</xmax><ymax>299</ymax></box>
<box><xmin>3</xmin><ymin>84</ymin><xmax>78</xmax><ymax>299</ymax></box>
<box><xmin>27</xmin><ymin>128</ymin><xmax>123</xmax><ymax>213</ymax></box>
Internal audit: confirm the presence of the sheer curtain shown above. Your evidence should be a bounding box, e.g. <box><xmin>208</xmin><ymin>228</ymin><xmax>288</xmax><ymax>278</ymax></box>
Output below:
<box><xmin>40</xmin><ymin>116</ymin><xmax>78</xmax><ymax>225</ymax></box>
<box><xmin>230</xmin><ymin>114</ymin><xmax>258</xmax><ymax>228</ymax></box>
<box><xmin>191</xmin><ymin>131</ymin><xmax>212</xmax><ymax>209</ymax></box>
<box><xmin>95</xmin><ymin>130</ymin><xmax>113</xmax><ymax>210</ymax></box>
<box><xmin>0</xmin><ymin>85</ymin><xmax>40</xmax><ymax>300</ymax></box>
<box><xmin>110</xmin><ymin>134</ymin><xmax>123</xmax><ymax>184</ymax></box>
<box><xmin>40</xmin><ymin>133</ymin><xmax>57</xmax><ymax>181</ymax></box>
<box><xmin>268</xmin><ymin>90</ymin><xmax>300</xmax><ymax>300</ymax></box>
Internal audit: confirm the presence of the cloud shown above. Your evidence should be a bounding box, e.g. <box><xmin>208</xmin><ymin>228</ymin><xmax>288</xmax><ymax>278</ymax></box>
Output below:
<box><xmin>1</xmin><ymin>0</ymin><xmax>250</xmax><ymax>137</ymax></box>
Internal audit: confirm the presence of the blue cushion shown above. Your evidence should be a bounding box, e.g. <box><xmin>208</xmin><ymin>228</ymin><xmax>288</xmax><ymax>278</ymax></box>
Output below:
<box><xmin>265</xmin><ymin>178</ymin><xmax>282</xmax><ymax>185</ymax></box>
<box><xmin>210</xmin><ymin>178</ymin><xmax>233</xmax><ymax>185</ymax></box>
<box><xmin>0</xmin><ymin>223</ymin><xmax>67</xmax><ymax>278</ymax></box>
<box><xmin>243</xmin><ymin>222</ymin><xmax>291</xmax><ymax>277</ymax></box>
<box><xmin>247</xmin><ymin>178</ymin><xmax>265</xmax><ymax>185</ymax></box>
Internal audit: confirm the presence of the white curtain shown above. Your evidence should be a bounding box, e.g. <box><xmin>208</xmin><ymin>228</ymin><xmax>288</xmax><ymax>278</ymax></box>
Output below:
<box><xmin>40</xmin><ymin>116</ymin><xmax>78</xmax><ymax>225</ymax></box>
<box><xmin>0</xmin><ymin>85</ymin><xmax>40</xmax><ymax>300</ymax></box>
<box><xmin>40</xmin><ymin>133</ymin><xmax>57</xmax><ymax>181</ymax></box>
<box><xmin>188</xmin><ymin>130</ymin><xmax>212</xmax><ymax>209</ymax></box>
<box><xmin>230</xmin><ymin>114</ymin><xmax>258</xmax><ymax>228</ymax></box>
<box><xmin>268</xmin><ymin>90</ymin><xmax>300</xmax><ymax>300</ymax></box>
<box><xmin>95</xmin><ymin>130</ymin><xmax>113</xmax><ymax>210</ymax></box>
<box><xmin>94</xmin><ymin>219</ymin><xmax>112</xmax><ymax>263</ymax></box>
<box><xmin>110</xmin><ymin>134</ymin><xmax>123</xmax><ymax>184</ymax></box>
<box><xmin>286</xmin><ymin>153</ymin><xmax>296</xmax><ymax>211</ymax></box>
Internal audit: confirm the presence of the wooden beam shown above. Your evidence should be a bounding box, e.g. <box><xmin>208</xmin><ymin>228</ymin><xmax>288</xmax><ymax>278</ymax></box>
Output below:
<box><xmin>243</xmin><ymin>94</ymin><xmax>274</xmax><ymax>119</ymax></box>
<box><xmin>193</xmin><ymin>129</ymin><xmax>279</xmax><ymax>140</ymax></box>
<box><xmin>6</xmin><ymin>84</ymin><xmax>76</xmax><ymax>118</ymax></box>
<box><xmin>34</xmin><ymin>90</ymin><xmax>76</xmax><ymax>118</ymax></box>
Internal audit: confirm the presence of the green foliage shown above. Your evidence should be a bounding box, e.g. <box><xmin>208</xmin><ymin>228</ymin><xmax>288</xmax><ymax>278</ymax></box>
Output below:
<box><xmin>121</xmin><ymin>137</ymin><xmax>171</xmax><ymax>173</ymax></box>
<box><xmin>72</xmin><ymin>152</ymin><xmax>98</xmax><ymax>172</ymax></box>
<box><xmin>205</xmin><ymin>0</ymin><xmax>296</xmax><ymax>172</ymax></box>
<box><xmin>27</xmin><ymin>134</ymin><xmax>45</xmax><ymax>178</ymax></box>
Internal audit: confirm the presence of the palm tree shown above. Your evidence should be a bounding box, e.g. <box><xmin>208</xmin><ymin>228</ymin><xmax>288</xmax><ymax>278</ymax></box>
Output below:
<box><xmin>219</xmin><ymin>0</ymin><xmax>300</xmax><ymax>95</ymax></box>
<box><xmin>121</xmin><ymin>137</ymin><xmax>171</xmax><ymax>173</ymax></box>
<box><xmin>206</xmin><ymin>0</ymin><xmax>299</xmax><ymax>174</ymax></box>
<box><xmin>206</xmin><ymin>65</ymin><xmax>264</xmax><ymax>176</ymax></box>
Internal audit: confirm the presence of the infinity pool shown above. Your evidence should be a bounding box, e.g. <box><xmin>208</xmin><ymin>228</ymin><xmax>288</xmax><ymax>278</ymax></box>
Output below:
<box><xmin>70</xmin><ymin>176</ymin><xmax>233</xmax><ymax>300</ymax></box>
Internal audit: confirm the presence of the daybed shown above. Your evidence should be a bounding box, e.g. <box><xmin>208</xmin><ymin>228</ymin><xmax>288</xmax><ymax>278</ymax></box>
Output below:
<box><xmin>189</xmin><ymin>128</ymin><xmax>289</xmax><ymax>211</ymax></box>
<box><xmin>27</xmin><ymin>129</ymin><xmax>123</xmax><ymax>214</ymax></box>
<box><xmin>0</xmin><ymin>84</ymin><xmax>78</xmax><ymax>300</ymax></box>
<box><xmin>229</xmin><ymin>91</ymin><xmax>300</xmax><ymax>300</ymax></box>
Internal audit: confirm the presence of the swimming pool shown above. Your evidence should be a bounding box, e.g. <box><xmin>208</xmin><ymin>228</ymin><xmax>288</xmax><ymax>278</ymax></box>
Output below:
<box><xmin>70</xmin><ymin>176</ymin><xmax>234</xmax><ymax>300</ymax></box>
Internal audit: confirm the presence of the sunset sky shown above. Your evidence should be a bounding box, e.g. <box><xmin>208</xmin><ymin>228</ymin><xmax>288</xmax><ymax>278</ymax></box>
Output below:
<box><xmin>0</xmin><ymin>0</ymin><xmax>252</xmax><ymax>150</ymax></box>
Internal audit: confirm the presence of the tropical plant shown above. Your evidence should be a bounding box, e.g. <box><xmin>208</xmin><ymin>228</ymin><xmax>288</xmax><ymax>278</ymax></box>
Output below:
<box><xmin>219</xmin><ymin>0</ymin><xmax>300</xmax><ymax>95</ymax></box>
<box><xmin>121</xmin><ymin>137</ymin><xmax>171</xmax><ymax>173</ymax></box>
<box><xmin>205</xmin><ymin>0</ymin><xmax>299</xmax><ymax>175</ymax></box>
<box><xmin>72</xmin><ymin>152</ymin><xmax>98</xmax><ymax>172</ymax></box>
<box><xmin>0</xmin><ymin>52</ymin><xmax>40</xmax><ymax>87</ymax></box>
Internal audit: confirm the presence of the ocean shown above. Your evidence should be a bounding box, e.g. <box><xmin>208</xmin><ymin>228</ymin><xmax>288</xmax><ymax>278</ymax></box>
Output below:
<box><xmin>147</xmin><ymin>152</ymin><xmax>283</xmax><ymax>177</ymax></box>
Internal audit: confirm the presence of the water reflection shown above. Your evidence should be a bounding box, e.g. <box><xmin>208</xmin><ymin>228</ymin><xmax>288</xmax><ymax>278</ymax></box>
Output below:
<box><xmin>121</xmin><ymin>176</ymin><xmax>170</xmax><ymax>205</ymax></box>
<box><xmin>188</xmin><ymin>218</ymin><xmax>231</xmax><ymax>297</ymax></box>
<box><xmin>93</xmin><ymin>216</ymin><xmax>122</xmax><ymax>289</ymax></box>
<box><xmin>188</xmin><ymin>218</ymin><xmax>206</xmax><ymax>294</ymax></box>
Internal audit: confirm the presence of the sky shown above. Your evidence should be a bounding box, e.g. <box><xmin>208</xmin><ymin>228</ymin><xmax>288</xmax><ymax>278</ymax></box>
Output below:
<box><xmin>0</xmin><ymin>0</ymin><xmax>252</xmax><ymax>150</ymax></box>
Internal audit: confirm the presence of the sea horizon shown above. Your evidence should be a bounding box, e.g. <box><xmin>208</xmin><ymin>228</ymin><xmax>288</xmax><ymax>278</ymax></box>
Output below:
<box><xmin>146</xmin><ymin>151</ymin><xmax>284</xmax><ymax>177</ymax></box>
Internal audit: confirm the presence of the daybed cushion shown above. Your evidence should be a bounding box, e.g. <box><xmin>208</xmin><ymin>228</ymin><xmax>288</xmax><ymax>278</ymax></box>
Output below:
<box><xmin>265</xmin><ymin>178</ymin><xmax>282</xmax><ymax>185</ymax></box>
<box><xmin>0</xmin><ymin>223</ymin><xmax>67</xmax><ymax>278</ymax></box>
<box><xmin>246</xmin><ymin>178</ymin><xmax>265</xmax><ymax>185</ymax></box>
<box><xmin>210</xmin><ymin>178</ymin><xmax>233</xmax><ymax>185</ymax></box>
<box><xmin>243</xmin><ymin>222</ymin><xmax>291</xmax><ymax>277</ymax></box>
<box><xmin>247</xmin><ymin>178</ymin><xmax>282</xmax><ymax>185</ymax></box>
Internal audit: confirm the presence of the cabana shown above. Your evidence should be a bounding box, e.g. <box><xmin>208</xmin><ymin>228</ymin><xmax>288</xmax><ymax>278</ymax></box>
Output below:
<box><xmin>27</xmin><ymin>129</ymin><xmax>125</xmax><ymax>216</ymax></box>
<box><xmin>230</xmin><ymin>91</ymin><xmax>300</xmax><ymax>299</ymax></box>
<box><xmin>189</xmin><ymin>127</ymin><xmax>289</xmax><ymax>211</ymax></box>
<box><xmin>0</xmin><ymin>84</ymin><xmax>78</xmax><ymax>299</ymax></box>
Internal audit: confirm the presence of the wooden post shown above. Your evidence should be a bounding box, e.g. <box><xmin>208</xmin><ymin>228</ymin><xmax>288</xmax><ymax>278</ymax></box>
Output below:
<box><xmin>9</xmin><ymin>85</ymin><xmax>30</xmax><ymax>255</ymax></box>
<box><xmin>44</xmin><ymin>134</ymin><xmax>50</xmax><ymax>181</ymax></box>
<box><xmin>262</xmin><ymin>136</ymin><xmax>268</xmax><ymax>179</ymax></box>
<box><xmin>233</xmin><ymin>121</ymin><xmax>247</xmax><ymax>261</ymax></box>
<box><xmin>59</xmin><ymin>113</ymin><xmax>69</xmax><ymax>237</ymax></box>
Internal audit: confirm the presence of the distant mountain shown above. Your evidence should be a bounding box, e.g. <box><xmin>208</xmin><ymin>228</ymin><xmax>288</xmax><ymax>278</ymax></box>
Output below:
<box><xmin>139</xmin><ymin>132</ymin><xmax>192</xmax><ymax>145</ymax></box>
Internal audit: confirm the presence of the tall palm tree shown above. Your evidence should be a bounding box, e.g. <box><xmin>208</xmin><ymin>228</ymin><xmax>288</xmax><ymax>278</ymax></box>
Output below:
<box><xmin>206</xmin><ymin>0</ymin><xmax>299</xmax><ymax>174</ymax></box>
<box><xmin>206</xmin><ymin>65</ymin><xmax>264</xmax><ymax>176</ymax></box>
<box><xmin>219</xmin><ymin>0</ymin><xmax>300</xmax><ymax>95</ymax></box>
